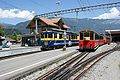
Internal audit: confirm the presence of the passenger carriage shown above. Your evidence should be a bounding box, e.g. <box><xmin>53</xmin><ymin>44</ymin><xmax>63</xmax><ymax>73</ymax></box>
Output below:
<box><xmin>40</xmin><ymin>30</ymin><xmax>79</xmax><ymax>50</ymax></box>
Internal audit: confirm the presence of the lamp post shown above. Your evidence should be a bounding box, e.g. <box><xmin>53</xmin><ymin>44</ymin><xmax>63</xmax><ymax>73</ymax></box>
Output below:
<box><xmin>63</xmin><ymin>30</ymin><xmax>66</xmax><ymax>51</ymax></box>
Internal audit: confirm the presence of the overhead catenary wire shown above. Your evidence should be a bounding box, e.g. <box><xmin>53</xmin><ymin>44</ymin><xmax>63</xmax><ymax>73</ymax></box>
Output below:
<box><xmin>0</xmin><ymin>0</ymin><xmax>35</xmax><ymax>20</ymax></box>
<box><xmin>36</xmin><ymin>2</ymin><xmax>120</xmax><ymax>18</ymax></box>
<box><xmin>30</xmin><ymin>0</ymin><xmax>49</xmax><ymax>11</ymax></box>
<box><xmin>95</xmin><ymin>0</ymin><xmax>112</xmax><ymax>34</ymax></box>
<box><xmin>0</xmin><ymin>0</ymin><xmax>21</xmax><ymax>9</ymax></box>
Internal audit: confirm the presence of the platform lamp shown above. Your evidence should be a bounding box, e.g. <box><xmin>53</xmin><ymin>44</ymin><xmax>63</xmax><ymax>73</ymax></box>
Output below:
<box><xmin>63</xmin><ymin>30</ymin><xmax>67</xmax><ymax>51</ymax></box>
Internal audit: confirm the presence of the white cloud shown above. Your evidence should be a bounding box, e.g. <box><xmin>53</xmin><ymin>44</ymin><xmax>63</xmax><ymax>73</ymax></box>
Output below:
<box><xmin>93</xmin><ymin>7</ymin><xmax>120</xmax><ymax>19</ymax></box>
<box><xmin>0</xmin><ymin>8</ymin><xmax>35</xmax><ymax>20</ymax></box>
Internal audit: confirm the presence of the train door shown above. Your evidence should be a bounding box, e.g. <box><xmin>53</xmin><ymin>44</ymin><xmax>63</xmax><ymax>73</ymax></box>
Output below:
<box><xmin>80</xmin><ymin>32</ymin><xmax>84</xmax><ymax>40</ymax></box>
<box><xmin>79</xmin><ymin>32</ymin><xmax>84</xmax><ymax>48</ymax></box>
<box><xmin>54</xmin><ymin>33</ymin><xmax>57</xmax><ymax>44</ymax></box>
<box><xmin>83</xmin><ymin>32</ymin><xmax>90</xmax><ymax>48</ymax></box>
<box><xmin>68</xmin><ymin>34</ymin><xmax>72</xmax><ymax>46</ymax></box>
<box><xmin>90</xmin><ymin>32</ymin><xmax>94</xmax><ymax>40</ymax></box>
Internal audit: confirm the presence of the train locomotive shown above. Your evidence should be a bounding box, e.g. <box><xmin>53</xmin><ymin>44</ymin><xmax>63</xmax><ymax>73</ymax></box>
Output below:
<box><xmin>40</xmin><ymin>30</ymin><xmax>79</xmax><ymax>50</ymax></box>
<box><xmin>79</xmin><ymin>30</ymin><xmax>111</xmax><ymax>51</ymax></box>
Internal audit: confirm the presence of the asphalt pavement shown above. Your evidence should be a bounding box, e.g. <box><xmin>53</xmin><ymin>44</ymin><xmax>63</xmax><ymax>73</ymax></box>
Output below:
<box><xmin>0</xmin><ymin>46</ymin><xmax>78</xmax><ymax>80</ymax></box>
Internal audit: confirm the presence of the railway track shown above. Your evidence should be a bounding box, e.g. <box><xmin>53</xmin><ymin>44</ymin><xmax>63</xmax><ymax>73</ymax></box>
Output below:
<box><xmin>72</xmin><ymin>43</ymin><xmax>120</xmax><ymax>80</ymax></box>
<box><xmin>36</xmin><ymin>52</ymin><xmax>90</xmax><ymax>80</ymax></box>
<box><xmin>8</xmin><ymin>48</ymin><xmax>79</xmax><ymax>80</ymax></box>
<box><xmin>37</xmin><ymin>43</ymin><xmax>120</xmax><ymax>80</ymax></box>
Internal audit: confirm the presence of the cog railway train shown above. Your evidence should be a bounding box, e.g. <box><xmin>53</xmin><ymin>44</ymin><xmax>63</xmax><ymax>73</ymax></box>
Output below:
<box><xmin>79</xmin><ymin>30</ymin><xmax>111</xmax><ymax>51</ymax></box>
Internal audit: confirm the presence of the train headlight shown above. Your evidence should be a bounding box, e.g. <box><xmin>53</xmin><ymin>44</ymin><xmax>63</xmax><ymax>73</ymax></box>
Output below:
<box><xmin>44</xmin><ymin>41</ymin><xmax>48</xmax><ymax>45</ymax></box>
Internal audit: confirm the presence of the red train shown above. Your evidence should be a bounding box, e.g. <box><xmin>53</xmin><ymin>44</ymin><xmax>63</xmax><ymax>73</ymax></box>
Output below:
<box><xmin>79</xmin><ymin>30</ymin><xmax>111</xmax><ymax>51</ymax></box>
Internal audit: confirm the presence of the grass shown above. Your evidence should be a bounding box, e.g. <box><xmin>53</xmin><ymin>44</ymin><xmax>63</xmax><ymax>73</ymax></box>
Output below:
<box><xmin>119</xmin><ymin>64</ymin><xmax>120</xmax><ymax>69</ymax></box>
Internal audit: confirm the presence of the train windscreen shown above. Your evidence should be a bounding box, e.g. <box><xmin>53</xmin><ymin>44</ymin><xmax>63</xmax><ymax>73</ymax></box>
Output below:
<box><xmin>90</xmin><ymin>32</ymin><xmax>94</xmax><ymax>40</ymax></box>
<box><xmin>80</xmin><ymin>32</ymin><xmax>83</xmax><ymax>40</ymax></box>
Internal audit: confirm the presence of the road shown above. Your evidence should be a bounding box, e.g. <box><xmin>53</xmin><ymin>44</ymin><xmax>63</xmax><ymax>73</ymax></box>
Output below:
<box><xmin>0</xmin><ymin>46</ymin><xmax>78</xmax><ymax>80</ymax></box>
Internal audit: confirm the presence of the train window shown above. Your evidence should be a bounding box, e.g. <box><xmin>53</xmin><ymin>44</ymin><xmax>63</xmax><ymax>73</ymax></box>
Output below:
<box><xmin>59</xmin><ymin>34</ymin><xmax>63</xmax><ymax>39</ymax></box>
<box><xmin>75</xmin><ymin>36</ymin><xmax>77</xmax><ymax>39</ymax></box>
<box><xmin>45</xmin><ymin>34</ymin><xmax>47</xmax><ymax>38</ymax></box>
<box><xmin>95</xmin><ymin>33</ymin><xmax>99</xmax><ymax>40</ymax></box>
<box><xmin>90</xmin><ymin>32</ymin><xmax>94</xmax><ymax>40</ymax></box>
<box><xmin>48</xmin><ymin>34</ymin><xmax>52</xmax><ymax>38</ymax></box>
<box><xmin>71</xmin><ymin>35</ymin><xmax>73</xmax><ymax>39</ymax></box>
<box><xmin>69</xmin><ymin>35</ymin><xmax>71</xmax><ymax>40</ymax></box>
<box><xmin>72</xmin><ymin>35</ymin><xmax>75</xmax><ymax>39</ymax></box>
<box><xmin>73</xmin><ymin>35</ymin><xmax>75</xmax><ymax>39</ymax></box>
<box><xmin>41</xmin><ymin>34</ymin><xmax>44</xmax><ymax>38</ymax></box>
<box><xmin>80</xmin><ymin>32</ymin><xmax>83</xmax><ymax>40</ymax></box>
<box><xmin>99</xmin><ymin>36</ymin><xmax>103</xmax><ymax>39</ymax></box>
<box><xmin>84</xmin><ymin>32</ymin><xmax>89</xmax><ymax>37</ymax></box>
<box><xmin>54</xmin><ymin>33</ymin><xmax>57</xmax><ymax>38</ymax></box>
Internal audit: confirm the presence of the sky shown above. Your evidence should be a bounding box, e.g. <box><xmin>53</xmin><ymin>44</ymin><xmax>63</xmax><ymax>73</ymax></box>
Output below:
<box><xmin>0</xmin><ymin>0</ymin><xmax>120</xmax><ymax>24</ymax></box>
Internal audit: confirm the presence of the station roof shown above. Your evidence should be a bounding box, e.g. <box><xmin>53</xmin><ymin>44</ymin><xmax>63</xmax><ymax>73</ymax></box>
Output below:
<box><xmin>105</xmin><ymin>30</ymin><xmax>120</xmax><ymax>35</ymax></box>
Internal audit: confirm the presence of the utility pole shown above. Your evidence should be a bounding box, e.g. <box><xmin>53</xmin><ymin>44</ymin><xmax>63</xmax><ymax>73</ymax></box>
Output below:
<box><xmin>35</xmin><ymin>18</ymin><xmax>38</xmax><ymax>34</ymax></box>
<box><xmin>109</xmin><ymin>26</ymin><xmax>112</xmax><ymax>42</ymax></box>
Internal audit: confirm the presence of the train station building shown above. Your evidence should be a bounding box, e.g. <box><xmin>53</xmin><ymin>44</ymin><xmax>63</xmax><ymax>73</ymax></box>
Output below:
<box><xmin>27</xmin><ymin>17</ymin><xmax>70</xmax><ymax>34</ymax></box>
<box><xmin>105</xmin><ymin>30</ymin><xmax>120</xmax><ymax>42</ymax></box>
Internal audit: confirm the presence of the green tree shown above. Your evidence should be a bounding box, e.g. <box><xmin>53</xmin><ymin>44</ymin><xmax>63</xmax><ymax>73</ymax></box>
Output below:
<box><xmin>0</xmin><ymin>25</ymin><xmax>4</xmax><ymax>36</ymax></box>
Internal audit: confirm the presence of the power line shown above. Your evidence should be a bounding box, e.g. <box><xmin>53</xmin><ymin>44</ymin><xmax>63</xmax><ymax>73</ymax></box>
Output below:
<box><xmin>35</xmin><ymin>1</ymin><xmax>120</xmax><ymax>18</ymax></box>
<box><xmin>0</xmin><ymin>0</ymin><xmax>21</xmax><ymax>9</ymax></box>
<box><xmin>30</xmin><ymin>0</ymin><xmax>49</xmax><ymax>10</ymax></box>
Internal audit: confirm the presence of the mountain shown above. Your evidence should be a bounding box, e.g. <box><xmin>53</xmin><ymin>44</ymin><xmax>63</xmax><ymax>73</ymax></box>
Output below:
<box><xmin>1</xmin><ymin>18</ymin><xmax>120</xmax><ymax>35</ymax></box>
<box><xmin>15</xmin><ymin>20</ymin><xmax>30</xmax><ymax>34</ymax></box>
<box><xmin>0</xmin><ymin>23</ymin><xmax>22</xmax><ymax>35</ymax></box>
<box><xmin>0</xmin><ymin>23</ymin><xmax>15</xmax><ymax>28</ymax></box>
<box><xmin>63</xmin><ymin>18</ymin><xmax>120</xmax><ymax>33</ymax></box>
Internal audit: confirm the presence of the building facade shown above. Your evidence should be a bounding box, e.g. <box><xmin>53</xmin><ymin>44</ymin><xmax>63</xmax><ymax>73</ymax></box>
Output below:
<box><xmin>27</xmin><ymin>17</ymin><xmax>70</xmax><ymax>34</ymax></box>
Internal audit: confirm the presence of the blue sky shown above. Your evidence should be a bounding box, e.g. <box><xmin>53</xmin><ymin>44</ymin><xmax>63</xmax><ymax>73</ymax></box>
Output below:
<box><xmin>0</xmin><ymin>0</ymin><xmax>120</xmax><ymax>24</ymax></box>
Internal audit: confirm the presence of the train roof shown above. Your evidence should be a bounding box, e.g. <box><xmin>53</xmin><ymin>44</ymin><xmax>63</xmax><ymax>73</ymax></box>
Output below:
<box><xmin>41</xmin><ymin>30</ymin><xmax>78</xmax><ymax>35</ymax></box>
<box><xmin>79</xmin><ymin>30</ymin><xmax>96</xmax><ymax>33</ymax></box>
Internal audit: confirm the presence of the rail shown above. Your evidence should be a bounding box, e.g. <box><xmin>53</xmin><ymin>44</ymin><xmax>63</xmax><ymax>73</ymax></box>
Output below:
<box><xmin>37</xmin><ymin>52</ymin><xmax>90</xmax><ymax>80</ymax></box>
<box><xmin>37</xmin><ymin>43</ymin><xmax>120</xmax><ymax>80</ymax></box>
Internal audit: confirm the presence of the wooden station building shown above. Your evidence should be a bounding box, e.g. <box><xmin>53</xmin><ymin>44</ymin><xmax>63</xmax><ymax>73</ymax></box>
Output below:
<box><xmin>27</xmin><ymin>17</ymin><xmax>70</xmax><ymax>34</ymax></box>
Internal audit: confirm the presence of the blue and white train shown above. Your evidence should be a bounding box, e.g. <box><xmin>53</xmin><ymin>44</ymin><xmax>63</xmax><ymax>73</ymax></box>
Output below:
<box><xmin>40</xmin><ymin>30</ymin><xmax>79</xmax><ymax>50</ymax></box>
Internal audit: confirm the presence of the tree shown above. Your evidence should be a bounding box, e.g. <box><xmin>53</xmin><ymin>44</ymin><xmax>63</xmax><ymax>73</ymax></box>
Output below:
<box><xmin>0</xmin><ymin>25</ymin><xmax>4</xmax><ymax>36</ymax></box>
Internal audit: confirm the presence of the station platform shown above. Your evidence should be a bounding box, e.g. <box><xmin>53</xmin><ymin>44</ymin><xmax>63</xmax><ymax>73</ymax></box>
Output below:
<box><xmin>0</xmin><ymin>46</ymin><xmax>79</xmax><ymax>80</ymax></box>
<box><xmin>0</xmin><ymin>44</ymin><xmax>40</xmax><ymax>57</ymax></box>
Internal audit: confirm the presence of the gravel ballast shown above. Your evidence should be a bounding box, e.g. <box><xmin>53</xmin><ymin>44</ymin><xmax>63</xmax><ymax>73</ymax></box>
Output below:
<box><xmin>80</xmin><ymin>43</ymin><xmax>120</xmax><ymax>80</ymax></box>
<box><xmin>21</xmin><ymin>43</ymin><xmax>118</xmax><ymax>80</ymax></box>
